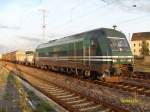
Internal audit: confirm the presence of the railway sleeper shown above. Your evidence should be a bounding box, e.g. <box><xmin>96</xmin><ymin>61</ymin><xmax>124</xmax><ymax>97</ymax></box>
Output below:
<box><xmin>61</xmin><ymin>96</ymin><xmax>80</xmax><ymax>101</ymax></box>
<box><xmin>52</xmin><ymin>92</ymin><xmax>72</xmax><ymax>96</ymax></box>
<box><xmin>145</xmin><ymin>91</ymin><xmax>150</xmax><ymax>97</ymax></box>
<box><xmin>79</xmin><ymin>105</ymin><xmax>103</xmax><ymax>112</ymax></box>
<box><xmin>38</xmin><ymin>84</ymin><xmax>56</xmax><ymax>88</ymax></box>
<box><xmin>137</xmin><ymin>88</ymin><xmax>144</xmax><ymax>92</ymax></box>
<box><xmin>57</xmin><ymin>94</ymin><xmax>74</xmax><ymax>98</ymax></box>
<box><xmin>72</xmin><ymin>101</ymin><xmax>94</xmax><ymax>107</ymax></box>
<box><xmin>122</xmin><ymin>86</ymin><xmax>130</xmax><ymax>90</ymax></box>
<box><xmin>49</xmin><ymin>90</ymin><xmax>66</xmax><ymax>94</ymax></box>
<box><xmin>144</xmin><ymin>89</ymin><xmax>150</xmax><ymax>93</ymax></box>
<box><xmin>47</xmin><ymin>88</ymin><xmax>61</xmax><ymax>91</ymax></box>
<box><xmin>116</xmin><ymin>84</ymin><xmax>124</xmax><ymax>89</ymax></box>
<box><xmin>67</xmin><ymin>98</ymin><xmax>87</xmax><ymax>104</ymax></box>
<box><xmin>128</xmin><ymin>86</ymin><xmax>137</xmax><ymax>91</ymax></box>
<box><xmin>47</xmin><ymin>88</ymin><xmax>64</xmax><ymax>91</ymax></box>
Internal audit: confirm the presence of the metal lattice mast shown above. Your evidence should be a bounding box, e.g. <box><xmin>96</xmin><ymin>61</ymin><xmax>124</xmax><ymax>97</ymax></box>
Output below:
<box><xmin>39</xmin><ymin>9</ymin><xmax>47</xmax><ymax>41</ymax></box>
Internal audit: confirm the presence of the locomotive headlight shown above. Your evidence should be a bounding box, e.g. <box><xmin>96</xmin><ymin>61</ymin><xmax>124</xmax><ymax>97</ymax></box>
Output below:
<box><xmin>120</xmin><ymin>59</ymin><xmax>126</xmax><ymax>62</ymax></box>
<box><xmin>127</xmin><ymin>59</ymin><xmax>132</xmax><ymax>62</ymax></box>
<box><xmin>91</xmin><ymin>40</ymin><xmax>94</xmax><ymax>46</ymax></box>
<box><xmin>119</xmin><ymin>48</ymin><xmax>123</xmax><ymax>51</ymax></box>
<box><xmin>112</xmin><ymin>59</ymin><xmax>117</xmax><ymax>62</ymax></box>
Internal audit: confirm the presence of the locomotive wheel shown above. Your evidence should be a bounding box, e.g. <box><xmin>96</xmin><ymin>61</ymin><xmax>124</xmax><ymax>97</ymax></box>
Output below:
<box><xmin>51</xmin><ymin>66</ymin><xmax>58</xmax><ymax>71</ymax></box>
<box><xmin>75</xmin><ymin>69</ymin><xmax>78</xmax><ymax>75</ymax></box>
<box><xmin>90</xmin><ymin>71</ymin><xmax>98</xmax><ymax>80</ymax></box>
<box><xmin>60</xmin><ymin>67</ymin><xmax>65</xmax><ymax>73</ymax></box>
<box><xmin>44</xmin><ymin>65</ymin><xmax>48</xmax><ymax>70</ymax></box>
<box><xmin>40</xmin><ymin>65</ymin><xmax>43</xmax><ymax>69</ymax></box>
<box><xmin>48</xmin><ymin>66</ymin><xmax>52</xmax><ymax>70</ymax></box>
<box><xmin>66</xmin><ymin>68</ymin><xmax>73</xmax><ymax>75</ymax></box>
<box><xmin>85</xmin><ymin>70</ymin><xmax>91</xmax><ymax>77</ymax></box>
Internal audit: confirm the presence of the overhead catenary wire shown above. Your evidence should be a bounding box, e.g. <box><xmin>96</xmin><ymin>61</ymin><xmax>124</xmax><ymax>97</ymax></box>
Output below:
<box><xmin>114</xmin><ymin>14</ymin><xmax>150</xmax><ymax>26</ymax></box>
<box><xmin>18</xmin><ymin>0</ymin><xmax>43</xmax><ymax>29</ymax></box>
<box><xmin>18</xmin><ymin>0</ymin><xmax>117</xmax><ymax>39</ymax></box>
<box><xmin>18</xmin><ymin>0</ymin><xmax>150</xmax><ymax>40</ymax></box>
<box><xmin>48</xmin><ymin>2</ymin><xmax>150</xmax><ymax>38</ymax></box>
<box><xmin>48</xmin><ymin>0</ymin><xmax>117</xmax><ymax>35</ymax></box>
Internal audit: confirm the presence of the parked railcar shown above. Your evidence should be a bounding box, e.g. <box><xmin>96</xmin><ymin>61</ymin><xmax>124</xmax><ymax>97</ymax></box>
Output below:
<box><xmin>35</xmin><ymin>28</ymin><xmax>133</xmax><ymax>81</ymax></box>
<box><xmin>25</xmin><ymin>51</ymin><xmax>34</xmax><ymax>65</ymax></box>
<box><xmin>2</xmin><ymin>52</ymin><xmax>13</xmax><ymax>62</ymax></box>
<box><xmin>2</xmin><ymin>50</ymin><xmax>26</xmax><ymax>64</ymax></box>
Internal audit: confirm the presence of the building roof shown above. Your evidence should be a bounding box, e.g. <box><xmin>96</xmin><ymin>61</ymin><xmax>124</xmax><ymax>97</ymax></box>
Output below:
<box><xmin>131</xmin><ymin>32</ymin><xmax>150</xmax><ymax>41</ymax></box>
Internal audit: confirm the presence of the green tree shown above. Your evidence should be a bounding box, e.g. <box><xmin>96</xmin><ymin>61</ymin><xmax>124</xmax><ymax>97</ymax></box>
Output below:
<box><xmin>141</xmin><ymin>41</ymin><xmax>149</xmax><ymax>56</ymax></box>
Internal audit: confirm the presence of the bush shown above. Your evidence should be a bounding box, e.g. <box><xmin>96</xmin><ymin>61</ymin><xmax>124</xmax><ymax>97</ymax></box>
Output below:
<box><xmin>34</xmin><ymin>101</ymin><xmax>55</xmax><ymax>112</ymax></box>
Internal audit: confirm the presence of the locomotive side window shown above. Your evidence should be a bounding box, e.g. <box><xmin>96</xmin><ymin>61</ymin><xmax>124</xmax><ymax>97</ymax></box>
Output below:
<box><xmin>91</xmin><ymin>40</ymin><xmax>94</xmax><ymax>46</ymax></box>
<box><xmin>76</xmin><ymin>41</ymin><xmax>83</xmax><ymax>56</ymax></box>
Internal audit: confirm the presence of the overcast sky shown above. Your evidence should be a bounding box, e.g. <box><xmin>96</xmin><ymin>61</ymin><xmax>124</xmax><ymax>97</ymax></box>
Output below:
<box><xmin>0</xmin><ymin>0</ymin><xmax>150</xmax><ymax>53</ymax></box>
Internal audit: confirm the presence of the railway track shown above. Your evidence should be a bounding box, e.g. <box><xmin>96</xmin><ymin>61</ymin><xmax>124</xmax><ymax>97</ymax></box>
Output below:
<box><xmin>132</xmin><ymin>72</ymin><xmax>150</xmax><ymax>80</ymax></box>
<box><xmin>2</xmin><ymin>61</ymin><xmax>150</xmax><ymax>111</ymax></box>
<box><xmin>94</xmin><ymin>80</ymin><xmax>150</xmax><ymax>97</ymax></box>
<box><xmin>45</xmin><ymin>68</ymin><xmax>150</xmax><ymax>97</ymax></box>
<box><xmin>6</xmin><ymin>66</ymin><xmax>129</xmax><ymax>112</ymax></box>
<box><xmin>2</xmin><ymin>61</ymin><xmax>150</xmax><ymax>98</ymax></box>
<box><xmin>37</xmin><ymin>81</ymin><xmax>111</xmax><ymax>112</ymax></box>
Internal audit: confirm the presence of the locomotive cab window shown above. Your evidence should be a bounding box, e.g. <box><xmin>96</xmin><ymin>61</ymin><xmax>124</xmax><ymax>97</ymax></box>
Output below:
<box><xmin>108</xmin><ymin>37</ymin><xmax>128</xmax><ymax>50</ymax></box>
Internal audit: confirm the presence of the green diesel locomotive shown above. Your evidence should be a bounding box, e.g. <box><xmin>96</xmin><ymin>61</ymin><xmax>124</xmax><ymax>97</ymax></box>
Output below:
<box><xmin>35</xmin><ymin>28</ymin><xmax>133</xmax><ymax>81</ymax></box>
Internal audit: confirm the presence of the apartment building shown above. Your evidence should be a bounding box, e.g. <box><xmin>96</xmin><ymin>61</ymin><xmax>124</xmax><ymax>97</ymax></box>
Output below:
<box><xmin>131</xmin><ymin>32</ymin><xmax>150</xmax><ymax>56</ymax></box>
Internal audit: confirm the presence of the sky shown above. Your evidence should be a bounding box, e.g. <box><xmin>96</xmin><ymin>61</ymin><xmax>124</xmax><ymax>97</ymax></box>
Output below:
<box><xmin>0</xmin><ymin>0</ymin><xmax>150</xmax><ymax>53</ymax></box>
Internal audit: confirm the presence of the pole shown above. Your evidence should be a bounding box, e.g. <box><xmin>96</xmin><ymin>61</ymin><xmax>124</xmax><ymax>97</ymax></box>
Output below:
<box><xmin>39</xmin><ymin>9</ymin><xmax>47</xmax><ymax>42</ymax></box>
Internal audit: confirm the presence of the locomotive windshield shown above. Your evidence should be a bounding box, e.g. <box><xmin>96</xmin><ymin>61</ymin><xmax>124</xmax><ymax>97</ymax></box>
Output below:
<box><xmin>108</xmin><ymin>37</ymin><xmax>129</xmax><ymax>50</ymax></box>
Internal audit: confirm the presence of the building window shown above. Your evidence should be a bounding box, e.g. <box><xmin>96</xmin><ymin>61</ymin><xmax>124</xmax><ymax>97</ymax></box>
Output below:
<box><xmin>139</xmin><ymin>49</ymin><xmax>141</xmax><ymax>52</ymax></box>
<box><xmin>139</xmin><ymin>43</ymin><xmax>141</xmax><ymax>46</ymax></box>
<box><xmin>134</xmin><ymin>44</ymin><xmax>136</xmax><ymax>47</ymax></box>
<box><xmin>147</xmin><ymin>43</ymin><xmax>149</xmax><ymax>46</ymax></box>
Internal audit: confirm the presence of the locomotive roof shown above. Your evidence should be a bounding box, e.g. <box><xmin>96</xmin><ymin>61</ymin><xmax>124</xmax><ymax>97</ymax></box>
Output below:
<box><xmin>37</xmin><ymin>28</ymin><xmax>124</xmax><ymax>49</ymax></box>
<box><xmin>131</xmin><ymin>32</ymin><xmax>150</xmax><ymax>41</ymax></box>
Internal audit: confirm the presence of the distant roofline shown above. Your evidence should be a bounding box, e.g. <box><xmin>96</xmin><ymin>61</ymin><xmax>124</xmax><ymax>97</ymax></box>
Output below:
<box><xmin>131</xmin><ymin>32</ymin><xmax>150</xmax><ymax>41</ymax></box>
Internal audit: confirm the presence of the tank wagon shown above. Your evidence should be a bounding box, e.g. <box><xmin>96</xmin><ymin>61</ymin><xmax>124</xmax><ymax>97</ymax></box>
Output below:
<box><xmin>35</xmin><ymin>28</ymin><xmax>133</xmax><ymax>80</ymax></box>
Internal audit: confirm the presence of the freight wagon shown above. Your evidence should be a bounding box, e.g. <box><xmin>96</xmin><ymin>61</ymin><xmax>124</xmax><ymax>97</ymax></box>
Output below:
<box><xmin>25</xmin><ymin>51</ymin><xmax>34</xmax><ymax>65</ymax></box>
<box><xmin>2</xmin><ymin>50</ymin><xmax>26</xmax><ymax>64</ymax></box>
